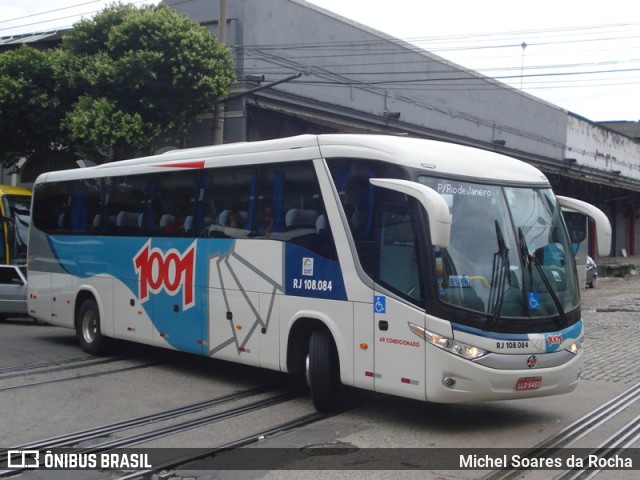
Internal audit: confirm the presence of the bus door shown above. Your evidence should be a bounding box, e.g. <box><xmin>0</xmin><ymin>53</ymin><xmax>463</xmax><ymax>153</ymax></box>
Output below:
<box><xmin>372</xmin><ymin>204</ymin><xmax>426</xmax><ymax>401</ymax></box>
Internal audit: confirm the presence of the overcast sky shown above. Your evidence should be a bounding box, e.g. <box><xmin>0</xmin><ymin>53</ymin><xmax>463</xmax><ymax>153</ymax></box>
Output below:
<box><xmin>1</xmin><ymin>0</ymin><xmax>638</xmax><ymax>122</ymax></box>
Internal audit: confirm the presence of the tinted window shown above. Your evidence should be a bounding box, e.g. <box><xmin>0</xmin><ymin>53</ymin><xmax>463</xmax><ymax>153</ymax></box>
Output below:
<box><xmin>33</xmin><ymin>179</ymin><xmax>100</xmax><ymax>235</ymax></box>
<box><xmin>327</xmin><ymin>158</ymin><xmax>408</xmax><ymax>280</ymax></box>
<box><xmin>145</xmin><ymin>172</ymin><xmax>197</xmax><ymax>237</ymax></box>
<box><xmin>378</xmin><ymin>204</ymin><xmax>423</xmax><ymax>302</ymax></box>
<box><xmin>108</xmin><ymin>176</ymin><xmax>147</xmax><ymax>236</ymax></box>
<box><xmin>0</xmin><ymin>266</ymin><xmax>23</xmax><ymax>285</ymax></box>
<box><xmin>201</xmin><ymin>162</ymin><xmax>337</xmax><ymax>259</ymax></box>
<box><xmin>32</xmin><ymin>161</ymin><xmax>338</xmax><ymax>260</ymax></box>
<box><xmin>200</xmin><ymin>166</ymin><xmax>255</xmax><ymax>238</ymax></box>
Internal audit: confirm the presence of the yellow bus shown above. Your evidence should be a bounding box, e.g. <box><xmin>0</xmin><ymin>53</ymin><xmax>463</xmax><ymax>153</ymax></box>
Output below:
<box><xmin>0</xmin><ymin>184</ymin><xmax>31</xmax><ymax>265</ymax></box>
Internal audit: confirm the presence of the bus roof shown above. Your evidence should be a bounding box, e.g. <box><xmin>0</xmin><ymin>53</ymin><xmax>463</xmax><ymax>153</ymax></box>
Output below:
<box><xmin>0</xmin><ymin>184</ymin><xmax>32</xmax><ymax>196</ymax></box>
<box><xmin>35</xmin><ymin>135</ymin><xmax>549</xmax><ymax>186</ymax></box>
<box><xmin>317</xmin><ymin>135</ymin><xmax>550</xmax><ymax>185</ymax></box>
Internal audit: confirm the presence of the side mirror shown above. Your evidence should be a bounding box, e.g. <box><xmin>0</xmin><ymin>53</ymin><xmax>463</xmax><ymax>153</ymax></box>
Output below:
<box><xmin>369</xmin><ymin>178</ymin><xmax>452</xmax><ymax>248</ymax></box>
<box><xmin>557</xmin><ymin>196</ymin><xmax>612</xmax><ymax>257</ymax></box>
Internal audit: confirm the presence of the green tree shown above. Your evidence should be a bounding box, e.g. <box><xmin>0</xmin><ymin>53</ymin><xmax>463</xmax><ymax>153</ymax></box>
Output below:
<box><xmin>0</xmin><ymin>2</ymin><xmax>235</xmax><ymax>169</ymax></box>
<box><xmin>59</xmin><ymin>2</ymin><xmax>235</xmax><ymax>161</ymax></box>
<box><xmin>0</xmin><ymin>46</ymin><xmax>66</xmax><ymax>168</ymax></box>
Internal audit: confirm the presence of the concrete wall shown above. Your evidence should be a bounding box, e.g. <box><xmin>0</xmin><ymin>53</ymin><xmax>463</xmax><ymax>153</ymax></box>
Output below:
<box><xmin>167</xmin><ymin>0</ymin><xmax>569</xmax><ymax>163</ymax></box>
<box><xmin>166</xmin><ymin>0</ymin><xmax>640</xmax><ymax>208</ymax></box>
<box><xmin>563</xmin><ymin>116</ymin><xmax>640</xmax><ymax>257</ymax></box>
<box><xmin>566</xmin><ymin>114</ymin><xmax>640</xmax><ymax>181</ymax></box>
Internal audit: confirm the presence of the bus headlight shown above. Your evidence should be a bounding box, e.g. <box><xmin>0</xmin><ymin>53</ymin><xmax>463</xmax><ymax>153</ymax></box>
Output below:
<box><xmin>408</xmin><ymin>322</ymin><xmax>487</xmax><ymax>361</ymax></box>
<box><xmin>566</xmin><ymin>340</ymin><xmax>583</xmax><ymax>355</ymax></box>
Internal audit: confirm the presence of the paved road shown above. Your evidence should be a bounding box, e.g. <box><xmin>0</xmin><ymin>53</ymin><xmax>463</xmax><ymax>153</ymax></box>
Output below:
<box><xmin>580</xmin><ymin>273</ymin><xmax>640</xmax><ymax>384</ymax></box>
<box><xmin>1</xmin><ymin>273</ymin><xmax>638</xmax><ymax>479</ymax></box>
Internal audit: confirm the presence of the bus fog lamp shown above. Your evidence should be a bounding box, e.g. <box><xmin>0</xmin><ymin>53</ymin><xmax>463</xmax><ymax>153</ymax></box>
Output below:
<box><xmin>443</xmin><ymin>377</ymin><xmax>456</xmax><ymax>388</ymax></box>
<box><xmin>408</xmin><ymin>322</ymin><xmax>487</xmax><ymax>360</ymax></box>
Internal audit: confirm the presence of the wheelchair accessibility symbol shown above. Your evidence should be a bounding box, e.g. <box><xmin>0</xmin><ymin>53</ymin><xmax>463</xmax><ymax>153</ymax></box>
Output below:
<box><xmin>528</xmin><ymin>291</ymin><xmax>541</xmax><ymax>310</ymax></box>
<box><xmin>374</xmin><ymin>295</ymin><xmax>386</xmax><ymax>314</ymax></box>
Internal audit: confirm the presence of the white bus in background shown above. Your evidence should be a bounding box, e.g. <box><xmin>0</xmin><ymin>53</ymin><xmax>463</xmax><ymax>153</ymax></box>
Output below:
<box><xmin>27</xmin><ymin>135</ymin><xmax>611</xmax><ymax>411</ymax></box>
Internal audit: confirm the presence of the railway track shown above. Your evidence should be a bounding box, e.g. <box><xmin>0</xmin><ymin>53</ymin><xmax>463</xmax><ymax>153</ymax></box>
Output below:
<box><xmin>118</xmin><ymin>392</ymin><xmax>374</xmax><ymax>479</ymax></box>
<box><xmin>0</xmin><ymin>382</ymin><xmax>304</xmax><ymax>477</ymax></box>
<box><xmin>484</xmin><ymin>382</ymin><xmax>640</xmax><ymax>480</ymax></box>
<box><xmin>0</xmin><ymin>356</ymin><xmax>96</xmax><ymax>376</ymax></box>
<box><xmin>0</xmin><ymin>356</ymin><xmax>164</xmax><ymax>393</ymax></box>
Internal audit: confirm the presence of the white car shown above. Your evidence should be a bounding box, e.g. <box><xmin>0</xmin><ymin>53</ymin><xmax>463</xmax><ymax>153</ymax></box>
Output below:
<box><xmin>0</xmin><ymin>265</ymin><xmax>28</xmax><ymax>319</ymax></box>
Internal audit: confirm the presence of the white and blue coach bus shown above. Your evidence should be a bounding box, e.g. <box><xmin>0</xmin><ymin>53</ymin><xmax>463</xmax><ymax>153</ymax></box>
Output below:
<box><xmin>27</xmin><ymin>135</ymin><xmax>611</xmax><ymax>411</ymax></box>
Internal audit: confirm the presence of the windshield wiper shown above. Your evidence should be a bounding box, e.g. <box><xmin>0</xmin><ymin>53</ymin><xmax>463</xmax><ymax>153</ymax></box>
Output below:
<box><xmin>517</xmin><ymin>228</ymin><xmax>567</xmax><ymax>327</ymax></box>
<box><xmin>488</xmin><ymin>221</ymin><xmax>510</xmax><ymax>325</ymax></box>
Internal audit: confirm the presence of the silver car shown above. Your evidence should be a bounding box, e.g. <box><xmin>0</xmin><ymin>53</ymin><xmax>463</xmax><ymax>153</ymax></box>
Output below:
<box><xmin>0</xmin><ymin>265</ymin><xmax>28</xmax><ymax>319</ymax></box>
<box><xmin>586</xmin><ymin>256</ymin><xmax>597</xmax><ymax>288</ymax></box>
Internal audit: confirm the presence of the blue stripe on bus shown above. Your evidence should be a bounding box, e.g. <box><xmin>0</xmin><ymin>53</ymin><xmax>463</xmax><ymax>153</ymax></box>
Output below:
<box><xmin>452</xmin><ymin>323</ymin><xmax>530</xmax><ymax>341</ymax></box>
<box><xmin>452</xmin><ymin>320</ymin><xmax>583</xmax><ymax>344</ymax></box>
<box><xmin>49</xmin><ymin>235</ymin><xmax>233</xmax><ymax>353</ymax></box>
<box><xmin>47</xmin><ymin>235</ymin><xmax>348</xmax><ymax>352</ymax></box>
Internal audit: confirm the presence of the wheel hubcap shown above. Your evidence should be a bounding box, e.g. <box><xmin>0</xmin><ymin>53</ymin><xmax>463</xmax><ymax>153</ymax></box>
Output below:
<box><xmin>81</xmin><ymin>311</ymin><xmax>97</xmax><ymax>344</ymax></box>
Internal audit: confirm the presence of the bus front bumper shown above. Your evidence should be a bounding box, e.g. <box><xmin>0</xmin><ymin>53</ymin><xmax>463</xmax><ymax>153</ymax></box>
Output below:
<box><xmin>424</xmin><ymin>345</ymin><xmax>582</xmax><ymax>403</ymax></box>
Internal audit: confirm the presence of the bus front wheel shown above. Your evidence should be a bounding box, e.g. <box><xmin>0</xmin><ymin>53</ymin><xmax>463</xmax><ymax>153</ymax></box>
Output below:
<box><xmin>307</xmin><ymin>328</ymin><xmax>341</xmax><ymax>412</ymax></box>
<box><xmin>76</xmin><ymin>298</ymin><xmax>109</xmax><ymax>355</ymax></box>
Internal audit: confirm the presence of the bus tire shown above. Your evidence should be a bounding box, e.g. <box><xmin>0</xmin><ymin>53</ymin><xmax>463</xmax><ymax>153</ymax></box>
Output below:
<box><xmin>307</xmin><ymin>328</ymin><xmax>341</xmax><ymax>412</ymax></box>
<box><xmin>76</xmin><ymin>298</ymin><xmax>110</xmax><ymax>355</ymax></box>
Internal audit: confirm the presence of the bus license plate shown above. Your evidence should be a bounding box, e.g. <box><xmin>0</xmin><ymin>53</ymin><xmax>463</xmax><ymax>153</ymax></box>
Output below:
<box><xmin>516</xmin><ymin>377</ymin><xmax>542</xmax><ymax>391</ymax></box>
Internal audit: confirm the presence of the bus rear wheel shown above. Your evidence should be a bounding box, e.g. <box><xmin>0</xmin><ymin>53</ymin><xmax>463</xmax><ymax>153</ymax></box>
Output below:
<box><xmin>307</xmin><ymin>328</ymin><xmax>341</xmax><ymax>412</ymax></box>
<box><xmin>76</xmin><ymin>298</ymin><xmax>110</xmax><ymax>355</ymax></box>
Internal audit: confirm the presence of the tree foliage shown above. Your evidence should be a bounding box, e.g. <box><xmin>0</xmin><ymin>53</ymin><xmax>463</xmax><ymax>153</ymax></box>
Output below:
<box><xmin>0</xmin><ymin>46</ymin><xmax>66</xmax><ymax>168</ymax></box>
<box><xmin>0</xmin><ymin>2</ymin><xmax>235</xmax><ymax>167</ymax></box>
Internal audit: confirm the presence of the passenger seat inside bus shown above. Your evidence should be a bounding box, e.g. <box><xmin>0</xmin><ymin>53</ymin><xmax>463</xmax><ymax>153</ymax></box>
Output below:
<box><xmin>285</xmin><ymin>209</ymin><xmax>318</xmax><ymax>232</ymax></box>
<box><xmin>282</xmin><ymin>209</ymin><xmax>336</xmax><ymax>258</ymax></box>
<box><xmin>116</xmin><ymin>211</ymin><xmax>142</xmax><ymax>235</ymax></box>
<box><xmin>205</xmin><ymin>209</ymin><xmax>249</xmax><ymax>238</ymax></box>
<box><xmin>183</xmin><ymin>215</ymin><xmax>193</xmax><ymax>235</ymax></box>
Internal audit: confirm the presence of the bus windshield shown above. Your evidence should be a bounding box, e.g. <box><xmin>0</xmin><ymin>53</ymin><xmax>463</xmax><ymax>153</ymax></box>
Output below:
<box><xmin>419</xmin><ymin>176</ymin><xmax>580</xmax><ymax>321</ymax></box>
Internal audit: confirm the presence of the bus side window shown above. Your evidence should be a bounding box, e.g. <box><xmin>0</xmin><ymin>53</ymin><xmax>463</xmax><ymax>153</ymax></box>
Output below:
<box><xmin>33</xmin><ymin>183</ymin><xmax>62</xmax><ymax>234</ymax></box>
<box><xmin>109</xmin><ymin>176</ymin><xmax>146</xmax><ymax>236</ymax></box>
<box><xmin>257</xmin><ymin>161</ymin><xmax>337</xmax><ymax>260</ymax></box>
<box><xmin>200</xmin><ymin>167</ymin><xmax>255</xmax><ymax>239</ymax></box>
<box><xmin>326</xmin><ymin>158</ymin><xmax>407</xmax><ymax>277</ymax></box>
<box><xmin>145</xmin><ymin>171</ymin><xmax>198</xmax><ymax>237</ymax></box>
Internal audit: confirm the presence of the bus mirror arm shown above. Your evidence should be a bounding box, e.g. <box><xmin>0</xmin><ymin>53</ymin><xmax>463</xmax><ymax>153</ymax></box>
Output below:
<box><xmin>369</xmin><ymin>178</ymin><xmax>452</xmax><ymax>248</ymax></box>
<box><xmin>556</xmin><ymin>195</ymin><xmax>612</xmax><ymax>257</ymax></box>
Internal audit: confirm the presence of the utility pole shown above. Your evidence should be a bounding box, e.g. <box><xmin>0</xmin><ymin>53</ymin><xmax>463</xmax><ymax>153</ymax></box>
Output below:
<box><xmin>213</xmin><ymin>0</ymin><xmax>227</xmax><ymax>144</ymax></box>
<box><xmin>520</xmin><ymin>42</ymin><xmax>527</xmax><ymax>90</ymax></box>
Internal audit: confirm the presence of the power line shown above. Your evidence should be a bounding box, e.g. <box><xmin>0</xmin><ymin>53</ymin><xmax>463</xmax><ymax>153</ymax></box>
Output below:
<box><xmin>0</xmin><ymin>1</ymin><xmax>101</xmax><ymax>24</ymax></box>
<box><xmin>240</xmin><ymin>21</ymin><xmax>640</xmax><ymax>50</ymax></box>
<box><xmin>0</xmin><ymin>0</ymin><xmax>159</xmax><ymax>34</ymax></box>
<box><xmin>4</xmin><ymin>1</ymin><xmax>638</xmax><ymax>95</ymax></box>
